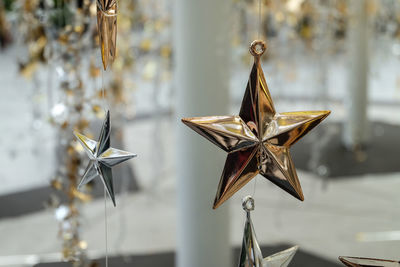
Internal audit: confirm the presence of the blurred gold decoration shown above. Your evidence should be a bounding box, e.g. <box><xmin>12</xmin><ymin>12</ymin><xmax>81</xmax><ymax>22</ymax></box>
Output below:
<box><xmin>0</xmin><ymin>1</ymin><xmax>12</xmax><ymax>49</ymax></box>
<box><xmin>17</xmin><ymin>0</ymin><xmax>47</xmax><ymax>79</ymax></box>
<box><xmin>51</xmin><ymin>179</ymin><xmax>63</xmax><ymax>190</ymax></box>
<box><xmin>140</xmin><ymin>38</ymin><xmax>153</xmax><ymax>52</ymax></box>
<box><xmin>61</xmin><ymin>121</ymin><xmax>69</xmax><ymax>130</ymax></box>
<box><xmin>275</xmin><ymin>11</ymin><xmax>286</xmax><ymax>23</ymax></box>
<box><xmin>367</xmin><ymin>0</ymin><xmax>379</xmax><ymax>17</ymax></box>
<box><xmin>96</xmin><ymin>89</ymin><xmax>108</xmax><ymax>99</ymax></box>
<box><xmin>12</xmin><ymin>0</ymin><xmax>167</xmax><ymax>264</ymax></box>
<box><xmin>296</xmin><ymin>1</ymin><xmax>315</xmax><ymax>42</ymax></box>
<box><xmin>182</xmin><ymin>40</ymin><xmax>330</xmax><ymax>209</ymax></box>
<box><xmin>76</xmin><ymin>119</ymin><xmax>90</xmax><ymax>131</ymax></box>
<box><xmin>92</xmin><ymin>105</ymin><xmax>105</xmax><ymax>118</ymax></box>
<box><xmin>71</xmin><ymin>187</ymin><xmax>92</xmax><ymax>203</ymax></box>
<box><xmin>15</xmin><ymin>0</ymin><xmax>102</xmax><ymax>263</ymax></box>
<box><xmin>160</xmin><ymin>44</ymin><xmax>172</xmax><ymax>59</ymax></box>
<box><xmin>19</xmin><ymin>61</ymin><xmax>39</xmax><ymax>79</ymax></box>
<box><xmin>97</xmin><ymin>0</ymin><xmax>117</xmax><ymax>70</ymax></box>
<box><xmin>89</xmin><ymin>59</ymin><xmax>101</xmax><ymax>78</ymax></box>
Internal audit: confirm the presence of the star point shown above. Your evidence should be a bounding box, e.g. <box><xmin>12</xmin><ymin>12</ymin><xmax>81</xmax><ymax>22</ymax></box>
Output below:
<box><xmin>339</xmin><ymin>256</ymin><xmax>400</xmax><ymax>267</ymax></box>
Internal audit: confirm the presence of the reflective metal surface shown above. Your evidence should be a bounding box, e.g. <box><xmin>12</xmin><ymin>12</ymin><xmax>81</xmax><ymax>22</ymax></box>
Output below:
<box><xmin>74</xmin><ymin>110</ymin><xmax>136</xmax><ymax>206</ymax></box>
<box><xmin>339</xmin><ymin>256</ymin><xmax>400</xmax><ymax>267</ymax></box>
<box><xmin>182</xmin><ymin>40</ymin><xmax>331</xmax><ymax>209</ymax></box>
<box><xmin>97</xmin><ymin>0</ymin><xmax>117</xmax><ymax>70</ymax></box>
<box><xmin>239</xmin><ymin>196</ymin><xmax>298</xmax><ymax>267</ymax></box>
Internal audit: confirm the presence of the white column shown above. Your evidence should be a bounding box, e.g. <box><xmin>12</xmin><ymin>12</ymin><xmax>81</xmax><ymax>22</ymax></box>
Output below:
<box><xmin>343</xmin><ymin>0</ymin><xmax>369</xmax><ymax>148</ymax></box>
<box><xmin>174</xmin><ymin>0</ymin><xmax>232</xmax><ymax>267</ymax></box>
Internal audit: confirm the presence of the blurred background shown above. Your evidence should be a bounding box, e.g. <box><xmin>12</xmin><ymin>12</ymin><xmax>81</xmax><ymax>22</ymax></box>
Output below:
<box><xmin>0</xmin><ymin>0</ymin><xmax>400</xmax><ymax>266</ymax></box>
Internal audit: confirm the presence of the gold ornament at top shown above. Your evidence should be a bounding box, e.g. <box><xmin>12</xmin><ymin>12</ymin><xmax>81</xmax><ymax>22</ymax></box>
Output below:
<box><xmin>97</xmin><ymin>0</ymin><xmax>117</xmax><ymax>70</ymax></box>
<box><xmin>182</xmin><ymin>40</ymin><xmax>330</xmax><ymax>209</ymax></box>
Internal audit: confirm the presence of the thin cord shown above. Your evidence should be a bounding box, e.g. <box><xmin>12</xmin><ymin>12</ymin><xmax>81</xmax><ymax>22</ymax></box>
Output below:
<box><xmin>252</xmin><ymin>176</ymin><xmax>257</xmax><ymax>198</ymax></box>
<box><xmin>101</xmin><ymin>68</ymin><xmax>106</xmax><ymax>112</ymax></box>
<box><xmin>101</xmin><ymin>50</ymin><xmax>108</xmax><ymax>267</ymax></box>
<box><xmin>104</xmin><ymin>188</ymin><xmax>109</xmax><ymax>267</ymax></box>
<box><xmin>255</xmin><ymin>0</ymin><xmax>261</xmax><ymax>196</ymax></box>
<box><xmin>98</xmin><ymin>2</ymin><xmax>110</xmax><ymax>266</ymax></box>
<box><xmin>258</xmin><ymin>0</ymin><xmax>261</xmax><ymax>38</ymax></box>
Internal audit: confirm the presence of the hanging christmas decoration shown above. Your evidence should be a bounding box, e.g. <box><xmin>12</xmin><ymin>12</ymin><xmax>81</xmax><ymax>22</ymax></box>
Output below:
<box><xmin>97</xmin><ymin>0</ymin><xmax>117</xmax><ymax>70</ymax></box>
<box><xmin>239</xmin><ymin>196</ymin><xmax>298</xmax><ymax>267</ymax></box>
<box><xmin>182</xmin><ymin>40</ymin><xmax>330</xmax><ymax>209</ymax></box>
<box><xmin>74</xmin><ymin>110</ymin><xmax>136</xmax><ymax>206</ymax></box>
<box><xmin>14</xmin><ymin>0</ymin><xmax>101</xmax><ymax>261</ymax></box>
<box><xmin>12</xmin><ymin>0</ymin><xmax>157</xmax><ymax>263</ymax></box>
<box><xmin>339</xmin><ymin>256</ymin><xmax>400</xmax><ymax>267</ymax></box>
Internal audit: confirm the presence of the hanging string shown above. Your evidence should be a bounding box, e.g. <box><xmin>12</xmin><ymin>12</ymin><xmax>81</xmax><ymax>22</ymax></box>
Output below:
<box><xmin>256</xmin><ymin>0</ymin><xmax>261</xmax><ymax>197</ymax></box>
<box><xmin>101</xmin><ymin>68</ymin><xmax>107</xmax><ymax>112</ymax></box>
<box><xmin>97</xmin><ymin>1</ymin><xmax>116</xmax><ymax>266</ymax></box>
<box><xmin>100</xmin><ymin>40</ymin><xmax>108</xmax><ymax>267</ymax></box>
<box><xmin>104</xmin><ymin>188</ymin><xmax>109</xmax><ymax>267</ymax></box>
<box><xmin>258</xmin><ymin>0</ymin><xmax>261</xmax><ymax>38</ymax></box>
<box><xmin>252</xmin><ymin>176</ymin><xmax>258</xmax><ymax>198</ymax></box>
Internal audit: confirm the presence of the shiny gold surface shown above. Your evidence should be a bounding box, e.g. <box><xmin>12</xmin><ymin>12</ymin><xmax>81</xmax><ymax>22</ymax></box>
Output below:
<box><xmin>182</xmin><ymin>40</ymin><xmax>330</xmax><ymax>209</ymax></box>
<box><xmin>339</xmin><ymin>256</ymin><xmax>400</xmax><ymax>267</ymax></box>
<box><xmin>97</xmin><ymin>0</ymin><xmax>117</xmax><ymax>70</ymax></box>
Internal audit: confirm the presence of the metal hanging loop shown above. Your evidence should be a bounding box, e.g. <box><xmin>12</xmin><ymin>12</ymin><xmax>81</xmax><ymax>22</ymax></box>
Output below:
<box><xmin>249</xmin><ymin>40</ymin><xmax>266</xmax><ymax>59</ymax></box>
<box><xmin>242</xmin><ymin>195</ymin><xmax>255</xmax><ymax>213</ymax></box>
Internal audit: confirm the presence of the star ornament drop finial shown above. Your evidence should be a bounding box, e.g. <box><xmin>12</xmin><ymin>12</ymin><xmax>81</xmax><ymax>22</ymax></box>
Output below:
<box><xmin>339</xmin><ymin>256</ymin><xmax>400</xmax><ymax>267</ymax></box>
<box><xmin>181</xmin><ymin>40</ymin><xmax>331</xmax><ymax>209</ymax></box>
<box><xmin>97</xmin><ymin>0</ymin><xmax>117</xmax><ymax>70</ymax></box>
<box><xmin>74</xmin><ymin>110</ymin><xmax>136</xmax><ymax>206</ymax></box>
<box><xmin>239</xmin><ymin>196</ymin><xmax>298</xmax><ymax>267</ymax></box>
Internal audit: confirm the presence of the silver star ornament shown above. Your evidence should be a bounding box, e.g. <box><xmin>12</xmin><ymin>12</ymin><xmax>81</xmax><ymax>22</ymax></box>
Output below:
<box><xmin>74</xmin><ymin>110</ymin><xmax>136</xmax><ymax>206</ymax></box>
<box><xmin>239</xmin><ymin>196</ymin><xmax>298</xmax><ymax>267</ymax></box>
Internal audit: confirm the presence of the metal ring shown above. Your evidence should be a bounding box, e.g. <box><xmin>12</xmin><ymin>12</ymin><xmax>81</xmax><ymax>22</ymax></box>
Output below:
<box><xmin>242</xmin><ymin>195</ymin><xmax>255</xmax><ymax>212</ymax></box>
<box><xmin>249</xmin><ymin>40</ymin><xmax>266</xmax><ymax>57</ymax></box>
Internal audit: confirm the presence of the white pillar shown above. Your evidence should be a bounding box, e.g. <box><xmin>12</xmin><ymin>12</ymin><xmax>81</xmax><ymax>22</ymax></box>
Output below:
<box><xmin>343</xmin><ymin>0</ymin><xmax>369</xmax><ymax>148</ymax></box>
<box><xmin>174</xmin><ymin>0</ymin><xmax>232</xmax><ymax>267</ymax></box>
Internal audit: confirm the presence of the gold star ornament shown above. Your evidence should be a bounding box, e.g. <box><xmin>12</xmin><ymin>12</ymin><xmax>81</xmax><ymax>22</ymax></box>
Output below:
<box><xmin>339</xmin><ymin>256</ymin><xmax>400</xmax><ymax>267</ymax></box>
<box><xmin>182</xmin><ymin>40</ymin><xmax>330</xmax><ymax>209</ymax></box>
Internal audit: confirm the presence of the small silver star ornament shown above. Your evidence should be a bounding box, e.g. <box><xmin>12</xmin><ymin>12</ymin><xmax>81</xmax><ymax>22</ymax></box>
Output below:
<box><xmin>239</xmin><ymin>196</ymin><xmax>298</xmax><ymax>267</ymax></box>
<box><xmin>74</xmin><ymin>110</ymin><xmax>136</xmax><ymax>206</ymax></box>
